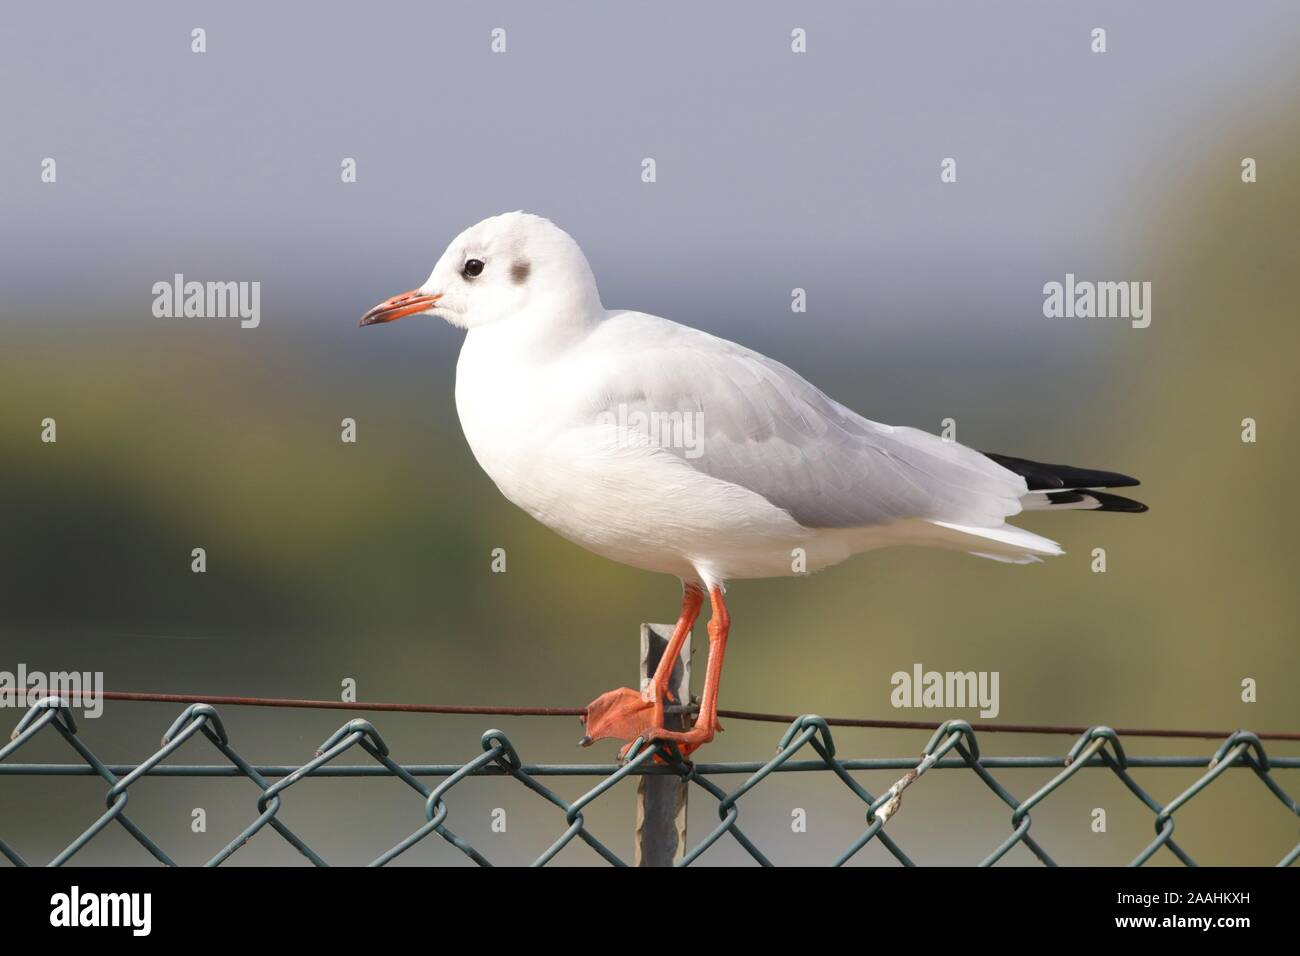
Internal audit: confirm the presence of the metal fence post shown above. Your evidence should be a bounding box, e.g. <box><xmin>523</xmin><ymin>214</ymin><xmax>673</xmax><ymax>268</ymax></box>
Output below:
<box><xmin>634</xmin><ymin>622</ymin><xmax>691</xmax><ymax>866</ymax></box>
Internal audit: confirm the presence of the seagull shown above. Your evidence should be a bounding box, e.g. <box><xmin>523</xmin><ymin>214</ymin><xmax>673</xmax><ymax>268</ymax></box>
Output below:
<box><xmin>361</xmin><ymin>212</ymin><xmax>1147</xmax><ymax>758</ymax></box>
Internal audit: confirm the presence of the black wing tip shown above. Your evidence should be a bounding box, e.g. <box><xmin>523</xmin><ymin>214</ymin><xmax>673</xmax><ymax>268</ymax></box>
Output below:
<box><xmin>983</xmin><ymin>451</ymin><xmax>1142</xmax><ymax>491</ymax></box>
<box><xmin>1044</xmin><ymin>489</ymin><xmax>1149</xmax><ymax>513</ymax></box>
<box><xmin>1087</xmin><ymin>490</ymin><xmax>1149</xmax><ymax>514</ymax></box>
<box><xmin>1089</xmin><ymin>472</ymin><xmax>1141</xmax><ymax>489</ymax></box>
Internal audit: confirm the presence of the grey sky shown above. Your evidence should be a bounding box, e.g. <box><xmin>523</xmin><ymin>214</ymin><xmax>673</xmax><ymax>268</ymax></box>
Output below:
<box><xmin>2</xmin><ymin>1</ymin><xmax>1295</xmax><ymax>352</ymax></box>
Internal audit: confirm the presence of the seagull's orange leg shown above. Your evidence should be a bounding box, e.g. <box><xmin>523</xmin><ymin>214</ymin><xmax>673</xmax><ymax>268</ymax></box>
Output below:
<box><xmin>638</xmin><ymin>586</ymin><xmax>729</xmax><ymax>759</ymax></box>
<box><xmin>646</xmin><ymin>583</ymin><xmax>704</xmax><ymax>712</ymax></box>
<box><xmin>582</xmin><ymin>585</ymin><xmax>730</xmax><ymax>761</ymax></box>
<box><xmin>580</xmin><ymin>584</ymin><xmax>704</xmax><ymax>748</ymax></box>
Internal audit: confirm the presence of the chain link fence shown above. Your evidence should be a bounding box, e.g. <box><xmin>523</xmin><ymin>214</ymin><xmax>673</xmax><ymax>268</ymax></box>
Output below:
<box><xmin>2</xmin><ymin>696</ymin><xmax>1297</xmax><ymax>866</ymax></box>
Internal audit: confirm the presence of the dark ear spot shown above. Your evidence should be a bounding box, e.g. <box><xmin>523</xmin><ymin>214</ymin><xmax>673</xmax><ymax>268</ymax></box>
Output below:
<box><xmin>510</xmin><ymin>260</ymin><xmax>531</xmax><ymax>285</ymax></box>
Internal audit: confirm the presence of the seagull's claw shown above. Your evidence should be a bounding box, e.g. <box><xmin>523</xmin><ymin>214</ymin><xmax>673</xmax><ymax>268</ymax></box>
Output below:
<box><xmin>615</xmin><ymin>724</ymin><xmax>721</xmax><ymax>762</ymax></box>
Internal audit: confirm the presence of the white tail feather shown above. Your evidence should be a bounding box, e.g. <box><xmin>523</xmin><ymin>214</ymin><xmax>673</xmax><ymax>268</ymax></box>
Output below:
<box><xmin>928</xmin><ymin>519</ymin><xmax>1064</xmax><ymax>563</ymax></box>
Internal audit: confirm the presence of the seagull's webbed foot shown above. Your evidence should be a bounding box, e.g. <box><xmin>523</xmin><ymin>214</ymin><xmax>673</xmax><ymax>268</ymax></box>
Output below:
<box><xmin>578</xmin><ymin>686</ymin><xmax>660</xmax><ymax>751</ymax></box>
<box><xmin>579</xmin><ymin>683</ymin><xmax>721</xmax><ymax>761</ymax></box>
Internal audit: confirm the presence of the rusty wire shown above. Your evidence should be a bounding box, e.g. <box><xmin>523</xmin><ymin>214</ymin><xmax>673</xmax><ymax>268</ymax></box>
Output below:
<box><xmin>11</xmin><ymin>689</ymin><xmax>1299</xmax><ymax>741</ymax></box>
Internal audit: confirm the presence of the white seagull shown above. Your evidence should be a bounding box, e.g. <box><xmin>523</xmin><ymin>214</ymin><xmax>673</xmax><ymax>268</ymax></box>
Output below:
<box><xmin>361</xmin><ymin>212</ymin><xmax>1146</xmax><ymax>757</ymax></box>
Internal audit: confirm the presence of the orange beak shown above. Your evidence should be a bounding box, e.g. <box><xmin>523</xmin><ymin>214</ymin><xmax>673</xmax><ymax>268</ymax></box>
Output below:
<box><xmin>358</xmin><ymin>289</ymin><xmax>441</xmax><ymax>327</ymax></box>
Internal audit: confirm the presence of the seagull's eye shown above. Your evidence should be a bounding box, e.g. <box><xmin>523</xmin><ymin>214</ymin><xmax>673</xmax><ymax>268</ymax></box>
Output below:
<box><xmin>463</xmin><ymin>259</ymin><xmax>485</xmax><ymax>278</ymax></box>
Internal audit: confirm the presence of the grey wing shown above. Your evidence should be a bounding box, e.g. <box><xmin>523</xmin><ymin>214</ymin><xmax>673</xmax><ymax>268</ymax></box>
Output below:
<box><xmin>580</xmin><ymin>318</ymin><xmax>1027</xmax><ymax>529</ymax></box>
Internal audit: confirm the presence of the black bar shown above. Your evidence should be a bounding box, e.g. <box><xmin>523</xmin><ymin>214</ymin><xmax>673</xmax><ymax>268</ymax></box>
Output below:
<box><xmin>0</xmin><ymin>865</ymin><xmax>1284</xmax><ymax>940</ymax></box>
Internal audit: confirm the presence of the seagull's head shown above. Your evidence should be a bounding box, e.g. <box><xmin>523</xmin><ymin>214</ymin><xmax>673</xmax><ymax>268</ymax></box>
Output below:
<box><xmin>359</xmin><ymin>211</ymin><xmax>602</xmax><ymax>331</ymax></box>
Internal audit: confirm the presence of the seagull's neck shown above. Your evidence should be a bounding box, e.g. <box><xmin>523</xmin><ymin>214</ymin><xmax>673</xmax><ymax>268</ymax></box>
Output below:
<box><xmin>465</xmin><ymin>301</ymin><xmax>605</xmax><ymax>361</ymax></box>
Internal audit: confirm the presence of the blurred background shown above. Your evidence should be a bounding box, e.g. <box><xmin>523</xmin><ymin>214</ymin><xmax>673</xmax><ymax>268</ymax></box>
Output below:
<box><xmin>2</xmin><ymin>1</ymin><xmax>1298</xmax><ymax>865</ymax></box>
